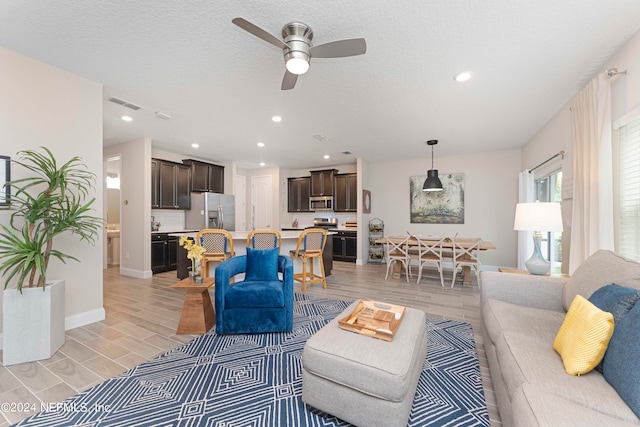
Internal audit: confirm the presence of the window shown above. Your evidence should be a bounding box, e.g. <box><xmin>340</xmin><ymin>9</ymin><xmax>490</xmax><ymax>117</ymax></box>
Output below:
<box><xmin>617</xmin><ymin>117</ymin><xmax>640</xmax><ymax>261</ymax></box>
<box><xmin>535</xmin><ymin>170</ymin><xmax>563</xmax><ymax>273</ymax></box>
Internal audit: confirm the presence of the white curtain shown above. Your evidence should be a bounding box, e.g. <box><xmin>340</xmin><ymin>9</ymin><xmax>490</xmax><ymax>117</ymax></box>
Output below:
<box><xmin>569</xmin><ymin>74</ymin><xmax>614</xmax><ymax>274</ymax></box>
<box><xmin>517</xmin><ymin>170</ymin><xmax>535</xmax><ymax>270</ymax></box>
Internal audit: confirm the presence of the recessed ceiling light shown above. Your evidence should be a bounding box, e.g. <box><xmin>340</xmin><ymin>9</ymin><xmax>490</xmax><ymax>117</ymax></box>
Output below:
<box><xmin>453</xmin><ymin>71</ymin><xmax>473</xmax><ymax>82</ymax></box>
<box><xmin>259</xmin><ymin>162</ymin><xmax>266</xmax><ymax>167</ymax></box>
<box><xmin>257</xmin><ymin>142</ymin><xmax>265</xmax><ymax>147</ymax></box>
<box><xmin>191</xmin><ymin>143</ymin><xmax>199</xmax><ymax>148</ymax></box>
<box><xmin>324</xmin><ymin>155</ymin><xmax>330</xmax><ymax>159</ymax></box>
<box><xmin>271</xmin><ymin>115</ymin><xmax>282</xmax><ymax>123</ymax></box>
<box><xmin>121</xmin><ymin>115</ymin><xmax>133</xmax><ymax>122</ymax></box>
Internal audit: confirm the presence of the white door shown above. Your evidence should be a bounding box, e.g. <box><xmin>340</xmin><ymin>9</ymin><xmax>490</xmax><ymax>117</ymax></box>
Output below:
<box><xmin>251</xmin><ymin>175</ymin><xmax>272</xmax><ymax>229</ymax></box>
<box><xmin>235</xmin><ymin>175</ymin><xmax>247</xmax><ymax>231</ymax></box>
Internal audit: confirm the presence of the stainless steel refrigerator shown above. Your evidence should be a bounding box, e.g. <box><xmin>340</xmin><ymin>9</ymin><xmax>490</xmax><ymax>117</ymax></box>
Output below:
<box><xmin>185</xmin><ymin>193</ymin><xmax>235</xmax><ymax>231</ymax></box>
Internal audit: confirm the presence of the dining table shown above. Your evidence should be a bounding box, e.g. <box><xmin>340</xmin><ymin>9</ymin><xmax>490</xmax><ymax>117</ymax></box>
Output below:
<box><xmin>374</xmin><ymin>236</ymin><xmax>496</xmax><ymax>286</ymax></box>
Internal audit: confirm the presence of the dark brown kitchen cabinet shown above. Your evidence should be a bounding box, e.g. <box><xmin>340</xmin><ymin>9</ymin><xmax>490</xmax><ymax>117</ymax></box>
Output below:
<box><xmin>334</xmin><ymin>173</ymin><xmax>357</xmax><ymax>212</ymax></box>
<box><xmin>288</xmin><ymin>177</ymin><xmax>312</xmax><ymax>212</ymax></box>
<box><xmin>151</xmin><ymin>233</ymin><xmax>178</xmax><ymax>274</ymax></box>
<box><xmin>333</xmin><ymin>230</ymin><xmax>357</xmax><ymax>263</ymax></box>
<box><xmin>151</xmin><ymin>159</ymin><xmax>160</xmax><ymax>208</ymax></box>
<box><xmin>155</xmin><ymin>159</ymin><xmax>191</xmax><ymax>210</ymax></box>
<box><xmin>310</xmin><ymin>169</ymin><xmax>337</xmax><ymax>196</ymax></box>
<box><xmin>183</xmin><ymin>159</ymin><xmax>225</xmax><ymax>193</ymax></box>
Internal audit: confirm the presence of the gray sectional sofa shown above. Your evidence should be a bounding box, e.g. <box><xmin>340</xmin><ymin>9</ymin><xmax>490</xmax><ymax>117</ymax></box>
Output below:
<box><xmin>480</xmin><ymin>250</ymin><xmax>640</xmax><ymax>426</ymax></box>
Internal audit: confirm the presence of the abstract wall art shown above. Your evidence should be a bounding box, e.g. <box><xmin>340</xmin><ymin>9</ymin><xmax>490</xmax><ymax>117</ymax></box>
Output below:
<box><xmin>410</xmin><ymin>173</ymin><xmax>465</xmax><ymax>224</ymax></box>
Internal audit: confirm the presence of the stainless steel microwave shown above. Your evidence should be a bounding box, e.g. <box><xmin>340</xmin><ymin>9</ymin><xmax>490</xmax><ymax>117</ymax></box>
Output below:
<box><xmin>310</xmin><ymin>196</ymin><xmax>333</xmax><ymax>211</ymax></box>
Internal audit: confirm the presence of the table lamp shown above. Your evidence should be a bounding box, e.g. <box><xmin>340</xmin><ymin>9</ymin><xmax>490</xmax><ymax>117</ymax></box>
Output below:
<box><xmin>513</xmin><ymin>202</ymin><xmax>563</xmax><ymax>275</ymax></box>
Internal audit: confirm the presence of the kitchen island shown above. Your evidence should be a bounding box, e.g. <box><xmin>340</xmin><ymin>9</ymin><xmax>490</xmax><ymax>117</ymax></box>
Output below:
<box><xmin>172</xmin><ymin>230</ymin><xmax>333</xmax><ymax>280</ymax></box>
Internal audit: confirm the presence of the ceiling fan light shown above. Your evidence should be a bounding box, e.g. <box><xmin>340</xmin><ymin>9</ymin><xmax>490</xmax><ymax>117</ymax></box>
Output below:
<box><xmin>423</xmin><ymin>169</ymin><xmax>443</xmax><ymax>192</ymax></box>
<box><xmin>285</xmin><ymin>57</ymin><xmax>309</xmax><ymax>75</ymax></box>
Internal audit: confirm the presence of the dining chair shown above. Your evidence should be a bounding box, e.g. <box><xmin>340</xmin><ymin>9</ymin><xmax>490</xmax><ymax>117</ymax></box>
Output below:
<box><xmin>450</xmin><ymin>237</ymin><xmax>483</xmax><ymax>288</ymax></box>
<box><xmin>196</xmin><ymin>229</ymin><xmax>235</xmax><ymax>278</ymax></box>
<box><xmin>416</xmin><ymin>236</ymin><xmax>446</xmax><ymax>286</ymax></box>
<box><xmin>247</xmin><ymin>229</ymin><xmax>282</xmax><ymax>253</ymax></box>
<box><xmin>384</xmin><ymin>236</ymin><xmax>412</xmax><ymax>282</ymax></box>
<box><xmin>289</xmin><ymin>228</ymin><xmax>327</xmax><ymax>292</ymax></box>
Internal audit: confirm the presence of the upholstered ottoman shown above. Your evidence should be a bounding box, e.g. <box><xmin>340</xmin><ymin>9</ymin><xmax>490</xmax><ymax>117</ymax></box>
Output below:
<box><xmin>302</xmin><ymin>301</ymin><xmax>428</xmax><ymax>427</ymax></box>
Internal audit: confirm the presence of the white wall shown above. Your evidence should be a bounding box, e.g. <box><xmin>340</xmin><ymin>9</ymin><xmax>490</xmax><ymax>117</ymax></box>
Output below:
<box><xmin>523</xmin><ymin>29</ymin><xmax>640</xmax><ymax>263</ymax></box>
<box><xmin>104</xmin><ymin>138</ymin><xmax>152</xmax><ymax>278</ymax></box>
<box><xmin>368</xmin><ymin>149</ymin><xmax>522</xmax><ymax>268</ymax></box>
<box><xmin>0</xmin><ymin>46</ymin><xmax>105</xmax><ymax>339</ymax></box>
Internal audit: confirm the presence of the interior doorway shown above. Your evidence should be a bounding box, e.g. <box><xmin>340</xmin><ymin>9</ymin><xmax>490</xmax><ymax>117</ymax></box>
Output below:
<box><xmin>251</xmin><ymin>175</ymin><xmax>272</xmax><ymax>229</ymax></box>
<box><xmin>105</xmin><ymin>156</ymin><xmax>121</xmax><ymax>268</ymax></box>
<box><xmin>235</xmin><ymin>174</ymin><xmax>247</xmax><ymax>231</ymax></box>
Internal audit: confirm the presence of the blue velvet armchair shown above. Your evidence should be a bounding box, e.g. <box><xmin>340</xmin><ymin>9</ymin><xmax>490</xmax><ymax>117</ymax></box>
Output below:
<box><xmin>214</xmin><ymin>248</ymin><xmax>294</xmax><ymax>334</ymax></box>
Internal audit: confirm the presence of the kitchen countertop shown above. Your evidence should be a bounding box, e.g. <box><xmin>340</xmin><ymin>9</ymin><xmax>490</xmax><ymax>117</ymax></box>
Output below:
<box><xmin>151</xmin><ymin>229</ymin><xmax>199</xmax><ymax>234</ymax></box>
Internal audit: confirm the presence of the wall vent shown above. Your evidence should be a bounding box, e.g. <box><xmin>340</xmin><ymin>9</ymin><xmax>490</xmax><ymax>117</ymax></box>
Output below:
<box><xmin>108</xmin><ymin>96</ymin><xmax>143</xmax><ymax>111</ymax></box>
<box><xmin>312</xmin><ymin>133</ymin><xmax>329</xmax><ymax>142</ymax></box>
<box><xmin>154</xmin><ymin>111</ymin><xmax>172</xmax><ymax>120</ymax></box>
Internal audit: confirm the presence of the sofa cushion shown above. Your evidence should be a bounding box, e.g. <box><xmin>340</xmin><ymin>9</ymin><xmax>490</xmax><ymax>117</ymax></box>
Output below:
<box><xmin>563</xmin><ymin>250</ymin><xmax>640</xmax><ymax>310</ymax></box>
<box><xmin>589</xmin><ymin>283</ymin><xmax>640</xmax><ymax>372</ymax></box>
<box><xmin>553</xmin><ymin>295</ymin><xmax>614</xmax><ymax>375</ymax></box>
<box><xmin>603</xmin><ymin>301</ymin><xmax>640</xmax><ymax>418</ymax></box>
<box><xmin>245</xmin><ymin>247</ymin><xmax>279</xmax><ymax>281</ymax></box>
<box><xmin>495</xmin><ymin>331</ymin><xmax>639</xmax><ymax>422</ymax></box>
<box><xmin>483</xmin><ymin>299</ymin><xmax>565</xmax><ymax>346</ymax></box>
<box><xmin>224</xmin><ymin>280</ymin><xmax>284</xmax><ymax>308</ymax></box>
<box><xmin>512</xmin><ymin>383</ymin><xmax>640</xmax><ymax>427</ymax></box>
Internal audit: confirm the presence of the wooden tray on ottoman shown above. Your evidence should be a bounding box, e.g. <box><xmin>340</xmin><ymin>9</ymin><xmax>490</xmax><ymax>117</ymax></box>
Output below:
<box><xmin>338</xmin><ymin>299</ymin><xmax>406</xmax><ymax>341</ymax></box>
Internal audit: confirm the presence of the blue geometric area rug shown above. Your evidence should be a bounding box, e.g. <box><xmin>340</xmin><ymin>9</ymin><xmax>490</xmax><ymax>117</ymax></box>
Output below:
<box><xmin>15</xmin><ymin>294</ymin><xmax>489</xmax><ymax>427</ymax></box>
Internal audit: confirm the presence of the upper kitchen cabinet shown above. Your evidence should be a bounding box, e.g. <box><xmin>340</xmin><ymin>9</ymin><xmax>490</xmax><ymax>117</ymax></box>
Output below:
<box><xmin>288</xmin><ymin>177</ymin><xmax>312</xmax><ymax>212</ymax></box>
<box><xmin>334</xmin><ymin>173</ymin><xmax>357</xmax><ymax>212</ymax></box>
<box><xmin>310</xmin><ymin>169</ymin><xmax>337</xmax><ymax>196</ymax></box>
<box><xmin>154</xmin><ymin>159</ymin><xmax>191</xmax><ymax>210</ymax></box>
<box><xmin>151</xmin><ymin>159</ymin><xmax>160</xmax><ymax>208</ymax></box>
<box><xmin>183</xmin><ymin>159</ymin><xmax>224</xmax><ymax>193</ymax></box>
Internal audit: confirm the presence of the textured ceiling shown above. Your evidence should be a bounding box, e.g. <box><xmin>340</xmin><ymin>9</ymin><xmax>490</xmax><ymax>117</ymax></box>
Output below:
<box><xmin>2</xmin><ymin>1</ymin><xmax>640</xmax><ymax>169</ymax></box>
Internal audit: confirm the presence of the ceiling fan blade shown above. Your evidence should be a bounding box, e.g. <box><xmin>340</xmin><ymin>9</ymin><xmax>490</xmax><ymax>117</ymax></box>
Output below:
<box><xmin>310</xmin><ymin>38</ymin><xmax>366</xmax><ymax>58</ymax></box>
<box><xmin>281</xmin><ymin>71</ymin><xmax>298</xmax><ymax>90</ymax></box>
<box><xmin>232</xmin><ymin>17</ymin><xmax>287</xmax><ymax>49</ymax></box>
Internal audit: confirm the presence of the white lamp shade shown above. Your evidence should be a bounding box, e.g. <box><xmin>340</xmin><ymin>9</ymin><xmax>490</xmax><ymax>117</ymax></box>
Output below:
<box><xmin>513</xmin><ymin>202</ymin><xmax>563</xmax><ymax>232</ymax></box>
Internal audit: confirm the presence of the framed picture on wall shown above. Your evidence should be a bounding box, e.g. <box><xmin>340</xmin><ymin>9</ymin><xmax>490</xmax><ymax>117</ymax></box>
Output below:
<box><xmin>363</xmin><ymin>189</ymin><xmax>371</xmax><ymax>213</ymax></box>
<box><xmin>0</xmin><ymin>155</ymin><xmax>9</xmax><ymax>207</ymax></box>
<box><xmin>409</xmin><ymin>173</ymin><xmax>465</xmax><ymax>224</ymax></box>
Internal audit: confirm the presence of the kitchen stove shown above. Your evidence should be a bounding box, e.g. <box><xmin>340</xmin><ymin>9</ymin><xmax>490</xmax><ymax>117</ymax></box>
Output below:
<box><xmin>308</xmin><ymin>217</ymin><xmax>338</xmax><ymax>231</ymax></box>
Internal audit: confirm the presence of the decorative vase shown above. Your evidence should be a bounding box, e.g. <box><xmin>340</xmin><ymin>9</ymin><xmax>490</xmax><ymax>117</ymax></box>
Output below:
<box><xmin>189</xmin><ymin>263</ymin><xmax>203</xmax><ymax>285</ymax></box>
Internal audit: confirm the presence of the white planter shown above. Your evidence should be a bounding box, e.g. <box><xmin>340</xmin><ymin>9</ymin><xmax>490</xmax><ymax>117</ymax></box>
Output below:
<box><xmin>2</xmin><ymin>280</ymin><xmax>65</xmax><ymax>366</ymax></box>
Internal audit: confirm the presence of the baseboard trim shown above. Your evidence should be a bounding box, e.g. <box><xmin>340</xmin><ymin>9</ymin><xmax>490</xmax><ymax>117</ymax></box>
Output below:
<box><xmin>119</xmin><ymin>267</ymin><xmax>153</xmax><ymax>279</ymax></box>
<box><xmin>65</xmin><ymin>307</ymin><xmax>106</xmax><ymax>330</ymax></box>
<box><xmin>0</xmin><ymin>306</ymin><xmax>105</xmax><ymax>351</ymax></box>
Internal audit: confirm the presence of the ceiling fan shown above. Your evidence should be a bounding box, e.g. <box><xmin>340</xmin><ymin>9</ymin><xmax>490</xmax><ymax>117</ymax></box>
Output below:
<box><xmin>232</xmin><ymin>17</ymin><xmax>367</xmax><ymax>90</ymax></box>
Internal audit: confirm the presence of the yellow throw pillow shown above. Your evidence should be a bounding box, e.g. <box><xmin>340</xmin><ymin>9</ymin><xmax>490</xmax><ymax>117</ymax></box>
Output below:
<box><xmin>553</xmin><ymin>295</ymin><xmax>614</xmax><ymax>376</ymax></box>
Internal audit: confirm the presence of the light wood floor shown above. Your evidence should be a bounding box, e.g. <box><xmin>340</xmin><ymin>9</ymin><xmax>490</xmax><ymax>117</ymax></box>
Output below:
<box><xmin>0</xmin><ymin>262</ymin><xmax>502</xmax><ymax>426</ymax></box>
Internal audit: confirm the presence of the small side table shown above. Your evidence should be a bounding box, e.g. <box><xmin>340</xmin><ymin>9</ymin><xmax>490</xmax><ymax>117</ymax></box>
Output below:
<box><xmin>170</xmin><ymin>277</ymin><xmax>215</xmax><ymax>334</ymax></box>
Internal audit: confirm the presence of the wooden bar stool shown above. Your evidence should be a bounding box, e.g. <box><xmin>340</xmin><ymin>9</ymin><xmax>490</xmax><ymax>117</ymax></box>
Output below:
<box><xmin>247</xmin><ymin>229</ymin><xmax>282</xmax><ymax>253</ymax></box>
<box><xmin>289</xmin><ymin>228</ymin><xmax>327</xmax><ymax>292</ymax></box>
<box><xmin>196</xmin><ymin>229</ymin><xmax>235</xmax><ymax>278</ymax></box>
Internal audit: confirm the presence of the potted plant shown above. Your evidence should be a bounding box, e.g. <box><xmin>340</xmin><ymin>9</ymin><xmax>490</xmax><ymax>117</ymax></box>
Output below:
<box><xmin>0</xmin><ymin>147</ymin><xmax>102</xmax><ymax>365</ymax></box>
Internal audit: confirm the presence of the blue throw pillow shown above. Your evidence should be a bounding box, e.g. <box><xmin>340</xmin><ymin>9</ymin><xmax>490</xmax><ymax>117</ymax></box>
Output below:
<box><xmin>245</xmin><ymin>247</ymin><xmax>279</xmax><ymax>281</ymax></box>
<box><xmin>589</xmin><ymin>283</ymin><xmax>640</xmax><ymax>372</ymax></box>
<box><xmin>602</xmin><ymin>301</ymin><xmax>640</xmax><ymax>418</ymax></box>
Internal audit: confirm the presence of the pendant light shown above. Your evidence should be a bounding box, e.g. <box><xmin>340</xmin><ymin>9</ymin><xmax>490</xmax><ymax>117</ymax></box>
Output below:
<box><xmin>423</xmin><ymin>140</ymin><xmax>443</xmax><ymax>192</ymax></box>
